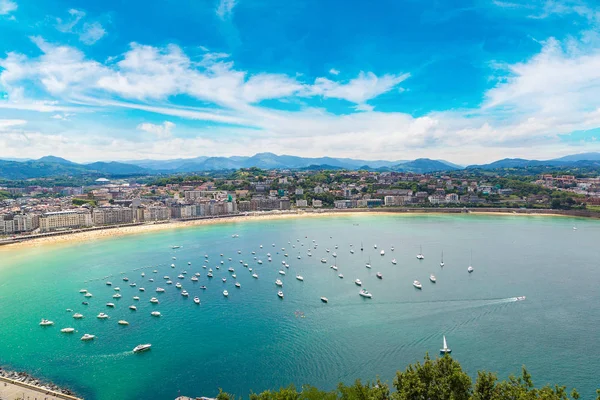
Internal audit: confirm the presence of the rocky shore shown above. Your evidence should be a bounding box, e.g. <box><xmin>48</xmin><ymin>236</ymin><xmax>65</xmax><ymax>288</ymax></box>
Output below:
<box><xmin>0</xmin><ymin>367</ymin><xmax>80</xmax><ymax>398</ymax></box>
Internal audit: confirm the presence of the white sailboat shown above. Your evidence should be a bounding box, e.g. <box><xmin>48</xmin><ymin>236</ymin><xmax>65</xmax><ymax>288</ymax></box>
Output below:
<box><xmin>440</xmin><ymin>251</ymin><xmax>445</xmax><ymax>267</ymax></box>
<box><xmin>468</xmin><ymin>250</ymin><xmax>474</xmax><ymax>273</ymax></box>
<box><xmin>417</xmin><ymin>245</ymin><xmax>424</xmax><ymax>260</ymax></box>
<box><xmin>440</xmin><ymin>335</ymin><xmax>452</xmax><ymax>354</ymax></box>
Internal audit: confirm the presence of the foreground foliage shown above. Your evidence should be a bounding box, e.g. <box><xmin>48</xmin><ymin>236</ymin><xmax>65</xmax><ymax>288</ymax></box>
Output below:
<box><xmin>216</xmin><ymin>354</ymin><xmax>598</xmax><ymax>400</ymax></box>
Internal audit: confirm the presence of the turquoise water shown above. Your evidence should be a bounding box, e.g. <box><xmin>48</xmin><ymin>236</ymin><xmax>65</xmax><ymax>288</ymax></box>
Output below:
<box><xmin>0</xmin><ymin>214</ymin><xmax>598</xmax><ymax>400</ymax></box>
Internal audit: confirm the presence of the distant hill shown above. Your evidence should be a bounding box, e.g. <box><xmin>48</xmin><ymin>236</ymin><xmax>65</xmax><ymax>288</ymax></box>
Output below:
<box><xmin>84</xmin><ymin>162</ymin><xmax>147</xmax><ymax>175</ymax></box>
<box><xmin>3</xmin><ymin>151</ymin><xmax>600</xmax><ymax>180</ymax></box>
<box><xmin>37</xmin><ymin>155</ymin><xmax>77</xmax><ymax>165</ymax></box>
<box><xmin>391</xmin><ymin>158</ymin><xmax>461</xmax><ymax>173</ymax></box>
<box><xmin>552</xmin><ymin>152</ymin><xmax>600</xmax><ymax>162</ymax></box>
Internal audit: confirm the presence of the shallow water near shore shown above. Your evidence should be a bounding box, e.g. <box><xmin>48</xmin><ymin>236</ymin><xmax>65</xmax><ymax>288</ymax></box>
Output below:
<box><xmin>0</xmin><ymin>214</ymin><xmax>598</xmax><ymax>400</ymax></box>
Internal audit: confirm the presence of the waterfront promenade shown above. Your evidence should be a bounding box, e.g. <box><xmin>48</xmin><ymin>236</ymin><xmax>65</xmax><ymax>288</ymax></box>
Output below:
<box><xmin>0</xmin><ymin>376</ymin><xmax>81</xmax><ymax>400</ymax></box>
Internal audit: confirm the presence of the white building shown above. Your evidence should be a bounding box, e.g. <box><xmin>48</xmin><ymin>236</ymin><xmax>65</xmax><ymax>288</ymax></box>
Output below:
<box><xmin>39</xmin><ymin>211</ymin><xmax>92</xmax><ymax>232</ymax></box>
<box><xmin>296</xmin><ymin>199</ymin><xmax>308</xmax><ymax>207</ymax></box>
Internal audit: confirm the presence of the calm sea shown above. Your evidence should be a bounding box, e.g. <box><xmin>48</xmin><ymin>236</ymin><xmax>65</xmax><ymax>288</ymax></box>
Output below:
<box><xmin>0</xmin><ymin>214</ymin><xmax>598</xmax><ymax>400</ymax></box>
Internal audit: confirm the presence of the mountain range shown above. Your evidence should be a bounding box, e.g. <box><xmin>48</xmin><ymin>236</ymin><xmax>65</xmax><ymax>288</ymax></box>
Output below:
<box><xmin>0</xmin><ymin>152</ymin><xmax>599</xmax><ymax>180</ymax></box>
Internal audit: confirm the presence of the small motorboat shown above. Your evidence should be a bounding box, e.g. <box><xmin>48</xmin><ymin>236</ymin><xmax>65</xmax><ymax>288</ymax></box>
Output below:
<box><xmin>113</xmin><ymin>293</ymin><xmax>122</xmax><ymax>299</ymax></box>
<box><xmin>79</xmin><ymin>289</ymin><xmax>87</xmax><ymax>293</ymax></box>
<box><xmin>222</xmin><ymin>278</ymin><xmax>227</xmax><ymax>283</ymax></box>
<box><xmin>123</xmin><ymin>277</ymin><xmax>129</xmax><ymax>282</ymax></box>
<box><xmin>413</xmin><ymin>280</ymin><xmax>422</xmax><ymax>289</ymax></box>
<box><xmin>320</xmin><ymin>297</ymin><xmax>328</xmax><ymax>303</ymax></box>
<box><xmin>235</xmin><ymin>282</ymin><xmax>241</xmax><ymax>288</ymax></box>
<box><xmin>118</xmin><ymin>320</ymin><xmax>129</xmax><ymax>325</ymax></box>
<box><xmin>200</xmin><ymin>286</ymin><xmax>207</xmax><ymax>290</ymax></box>
<box><xmin>133</xmin><ymin>344</ymin><xmax>152</xmax><ymax>353</ymax></box>
<box><xmin>296</xmin><ymin>275</ymin><xmax>304</xmax><ymax>281</ymax></box>
<box><xmin>84</xmin><ymin>293</ymin><xmax>93</xmax><ymax>298</ymax></box>
<box><xmin>166</xmin><ymin>280</ymin><xmax>173</xmax><ymax>285</ymax></box>
<box><xmin>139</xmin><ymin>287</ymin><xmax>145</xmax><ymax>292</ymax></box>
<box><xmin>468</xmin><ymin>266</ymin><xmax>474</xmax><ymax>273</ymax></box>
<box><xmin>61</xmin><ymin>327</ymin><xmax>75</xmax><ymax>333</ymax></box>
<box><xmin>376</xmin><ymin>272</ymin><xmax>382</xmax><ymax>279</ymax></box>
<box><xmin>129</xmin><ymin>283</ymin><xmax>137</xmax><ymax>287</ymax></box>
<box><xmin>223</xmin><ymin>290</ymin><xmax>229</xmax><ymax>297</ymax></box>
<box><xmin>380</xmin><ymin>250</ymin><xmax>385</xmax><ymax>256</ymax></box>
<box><xmin>106</xmin><ymin>303</ymin><xmax>115</xmax><ymax>308</ymax></box>
<box><xmin>175</xmin><ymin>282</ymin><xmax>182</xmax><ymax>288</ymax></box>
<box><xmin>338</xmin><ymin>273</ymin><xmax>344</xmax><ymax>278</ymax></box>
<box><xmin>430</xmin><ymin>274</ymin><xmax>437</xmax><ymax>283</ymax></box>
<box><xmin>181</xmin><ymin>290</ymin><xmax>189</xmax><ymax>297</ymax></box>
<box><xmin>232</xmin><ymin>274</ymin><xmax>237</xmax><ymax>278</ymax></box>
<box><xmin>359</xmin><ymin>289</ymin><xmax>372</xmax><ymax>298</ymax></box>
<box><xmin>252</xmin><ymin>273</ymin><xmax>258</xmax><ymax>279</ymax></box>
<box><xmin>81</xmin><ymin>334</ymin><xmax>95</xmax><ymax>341</ymax></box>
<box><xmin>275</xmin><ymin>279</ymin><xmax>283</xmax><ymax>286</ymax></box>
<box><xmin>277</xmin><ymin>290</ymin><xmax>284</xmax><ymax>299</ymax></box>
<box><xmin>279</xmin><ymin>270</ymin><xmax>286</xmax><ymax>275</ymax></box>
<box><xmin>73</xmin><ymin>313</ymin><xmax>84</xmax><ymax>319</ymax></box>
<box><xmin>321</xmin><ymin>258</ymin><xmax>327</xmax><ymax>263</ymax></box>
<box><xmin>114</xmin><ymin>287</ymin><xmax>121</xmax><ymax>291</ymax></box>
<box><xmin>191</xmin><ymin>276</ymin><xmax>199</xmax><ymax>282</ymax></box>
<box><xmin>97</xmin><ymin>313</ymin><xmax>109</xmax><ymax>319</ymax></box>
<box><xmin>82</xmin><ymin>301</ymin><xmax>89</xmax><ymax>305</ymax></box>
<box><xmin>150</xmin><ymin>297</ymin><xmax>159</xmax><ymax>304</ymax></box>
<box><xmin>133</xmin><ymin>296</ymin><xmax>140</xmax><ymax>300</ymax></box>
<box><xmin>151</xmin><ymin>311</ymin><xmax>161</xmax><ymax>317</ymax></box>
<box><xmin>516</xmin><ymin>296</ymin><xmax>526</xmax><ymax>301</ymax></box>
<box><xmin>391</xmin><ymin>259</ymin><xmax>397</xmax><ymax>265</ymax></box>
<box><xmin>39</xmin><ymin>319</ymin><xmax>54</xmax><ymax>326</ymax></box>
<box><xmin>106</xmin><ymin>281</ymin><xmax>112</xmax><ymax>286</ymax></box>
<box><xmin>129</xmin><ymin>305</ymin><xmax>137</xmax><ymax>311</ymax></box>
<box><xmin>355</xmin><ymin>279</ymin><xmax>362</xmax><ymax>286</ymax></box>
<box><xmin>193</xmin><ymin>297</ymin><xmax>200</xmax><ymax>304</ymax></box>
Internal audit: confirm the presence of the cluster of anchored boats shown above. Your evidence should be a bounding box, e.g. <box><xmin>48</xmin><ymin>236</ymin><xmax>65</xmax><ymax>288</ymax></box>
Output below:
<box><xmin>39</xmin><ymin>234</ymin><xmax>482</xmax><ymax>353</ymax></box>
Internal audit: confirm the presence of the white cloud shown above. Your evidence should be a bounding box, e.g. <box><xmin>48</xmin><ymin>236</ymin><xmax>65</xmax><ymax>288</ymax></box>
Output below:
<box><xmin>329</xmin><ymin>68</ymin><xmax>340</xmax><ymax>75</ymax></box>
<box><xmin>0</xmin><ymin>0</ymin><xmax>17</xmax><ymax>15</ymax></box>
<box><xmin>216</xmin><ymin>0</ymin><xmax>236</xmax><ymax>20</ymax></box>
<box><xmin>0</xmin><ymin>119</ymin><xmax>26</xmax><ymax>129</ymax></box>
<box><xmin>55</xmin><ymin>9</ymin><xmax>106</xmax><ymax>45</ymax></box>
<box><xmin>137</xmin><ymin>121</ymin><xmax>175</xmax><ymax>139</ymax></box>
<box><xmin>51</xmin><ymin>113</ymin><xmax>74</xmax><ymax>121</ymax></box>
<box><xmin>309</xmin><ymin>71</ymin><xmax>410</xmax><ymax>104</ymax></box>
<box><xmin>3</xmin><ymin>33</ymin><xmax>600</xmax><ymax>163</ymax></box>
<box><xmin>80</xmin><ymin>22</ymin><xmax>106</xmax><ymax>45</ymax></box>
<box><xmin>56</xmin><ymin>9</ymin><xmax>86</xmax><ymax>33</ymax></box>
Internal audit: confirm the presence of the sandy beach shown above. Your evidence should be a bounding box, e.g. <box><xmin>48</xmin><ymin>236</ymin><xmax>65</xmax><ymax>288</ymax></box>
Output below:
<box><xmin>0</xmin><ymin>208</ymin><xmax>593</xmax><ymax>251</ymax></box>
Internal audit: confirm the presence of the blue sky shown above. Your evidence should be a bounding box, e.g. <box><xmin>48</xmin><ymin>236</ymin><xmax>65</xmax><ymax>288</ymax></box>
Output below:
<box><xmin>0</xmin><ymin>0</ymin><xmax>599</xmax><ymax>163</ymax></box>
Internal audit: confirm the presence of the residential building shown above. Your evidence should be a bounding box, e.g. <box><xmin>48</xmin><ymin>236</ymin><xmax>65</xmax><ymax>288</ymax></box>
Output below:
<box><xmin>39</xmin><ymin>210</ymin><xmax>93</xmax><ymax>232</ymax></box>
<box><xmin>143</xmin><ymin>206</ymin><xmax>170</xmax><ymax>222</ymax></box>
<box><xmin>312</xmin><ymin>199</ymin><xmax>323</xmax><ymax>207</ymax></box>
<box><xmin>445</xmin><ymin>193</ymin><xmax>459</xmax><ymax>203</ymax></box>
<box><xmin>92</xmin><ymin>206</ymin><xmax>134</xmax><ymax>225</ymax></box>
<box><xmin>296</xmin><ymin>199</ymin><xmax>308</xmax><ymax>207</ymax></box>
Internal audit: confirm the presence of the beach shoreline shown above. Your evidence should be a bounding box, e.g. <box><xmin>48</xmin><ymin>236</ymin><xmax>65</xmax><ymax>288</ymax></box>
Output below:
<box><xmin>0</xmin><ymin>207</ymin><xmax>596</xmax><ymax>250</ymax></box>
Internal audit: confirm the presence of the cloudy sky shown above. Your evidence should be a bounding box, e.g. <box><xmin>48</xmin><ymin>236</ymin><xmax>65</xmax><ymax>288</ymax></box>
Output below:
<box><xmin>0</xmin><ymin>0</ymin><xmax>599</xmax><ymax>163</ymax></box>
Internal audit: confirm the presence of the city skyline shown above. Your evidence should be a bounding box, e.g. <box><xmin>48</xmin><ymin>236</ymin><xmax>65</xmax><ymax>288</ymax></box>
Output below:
<box><xmin>1</xmin><ymin>0</ymin><xmax>600</xmax><ymax>163</ymax></box>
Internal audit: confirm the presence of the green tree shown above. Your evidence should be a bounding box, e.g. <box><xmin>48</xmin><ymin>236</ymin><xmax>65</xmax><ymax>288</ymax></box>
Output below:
<box><xmin>393</xmin><ymin>354</ymin><xmax>471</xmax><ymax>400</ymax></box>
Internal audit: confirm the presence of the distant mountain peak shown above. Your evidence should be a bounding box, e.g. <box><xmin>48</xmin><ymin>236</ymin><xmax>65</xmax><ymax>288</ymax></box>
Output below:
<box><xmin>37</xmin><ymin>155</ymin><xmax>76</xmax><ymax>165</ymax></box>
